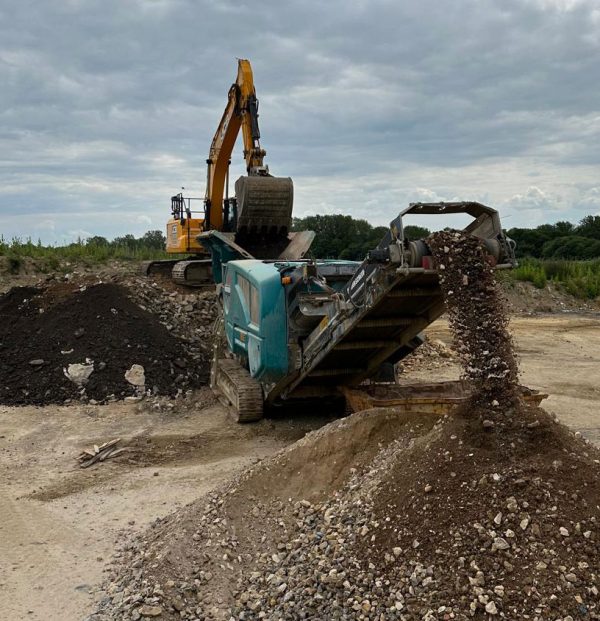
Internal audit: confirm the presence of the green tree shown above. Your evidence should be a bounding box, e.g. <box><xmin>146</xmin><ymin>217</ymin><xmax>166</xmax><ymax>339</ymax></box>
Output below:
<box><xmin>113</xmin><ymin>234</ymin><xmax>138</xmax><ymax>249</ymax></box>
<box><xmin>293</xmin><ymin>214</ymin><xmax>384</xmax><ymax>260</ymax></box>
<box><xmin>577</xmin><ymin>215</ymin><xmax>600</xmax><ymax>239</ymax></box>
<box><xmin>86</xmin><ymin>235</ymin><xmax>109</xmax><ymax>246</ymax></box>
<box><xmin>542</xmin><ymin>236</ymin><xmax>600</xmax><ymax>259</ymax></box>
<box><xmin>403</xmin><ymin>225</ymin><xmax>431</xmax><ymax>240</ymax></box>
<box><xmin>141</xmin><ymin>230</ymin><xmax>166</xmax><ymax>250</ymax></box>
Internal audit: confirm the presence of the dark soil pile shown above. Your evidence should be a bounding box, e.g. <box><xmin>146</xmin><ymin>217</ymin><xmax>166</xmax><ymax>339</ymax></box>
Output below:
<box><xmin>427</xmin><ymin>230</ymin><xmax>519</xmax><ymax>409</ymax></box>
<box><xmin>0</xmin><ymin>283</ymin><xmax>210</xmax><ymax>405</ymax></box>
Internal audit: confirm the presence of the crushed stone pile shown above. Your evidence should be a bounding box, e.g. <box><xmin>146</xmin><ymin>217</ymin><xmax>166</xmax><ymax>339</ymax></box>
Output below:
<box><xmin>396</xmin><ymin>338</ymin><xmax>456</xmax><ymax>375</ymax></box>
<box><xmin>88</xmin><ymin>233</ymin><xmax>600</xmax><ymax>621</ymax></box>
<box><xmin>88</xmin><ymin>407</ymin><xmax>600</xmax><ymax>621</ymax></box>
<box><xmin>122</xmin><ymin>275</ymin><xmax>217</xmax><ymax>367</ymax></box>
<box><xmin>0</xmin><ymin>282</ymin><xmax>214</xmax><ymax>405</ymax></box>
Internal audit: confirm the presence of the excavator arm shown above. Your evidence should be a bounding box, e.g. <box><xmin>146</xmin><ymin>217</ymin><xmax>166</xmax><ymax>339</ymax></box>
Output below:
<box><xmin>205</xmin><ymin>59</ymin><xmax>268</xmax><ymax>231</ymax></box>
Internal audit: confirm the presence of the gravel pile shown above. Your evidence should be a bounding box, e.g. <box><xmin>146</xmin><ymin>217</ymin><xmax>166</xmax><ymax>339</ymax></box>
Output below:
<box><xmin>0</xmin><ymin>279</ymin><xmax>217</xmax><ymax>405</ymax></box>
<box><xmin>232</xmin><ymin>412</ymin><xmax>600</xmax><ymax>621</ymax></box>
<box><xmin>88</xmin><ymin>406</ymin><xmax>600</xmax><ymax>621</ymax></box>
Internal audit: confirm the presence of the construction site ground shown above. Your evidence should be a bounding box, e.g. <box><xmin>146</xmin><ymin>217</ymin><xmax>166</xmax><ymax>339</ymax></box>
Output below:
<box><xmin>0</xmin><ymin>313</ymin><xmax>598</xmax><ymax>620</ymax></box>
<box><xmin>1</xmin><ymin>260</ymin><xmax>599</xmax><ymax>620</ymax></box>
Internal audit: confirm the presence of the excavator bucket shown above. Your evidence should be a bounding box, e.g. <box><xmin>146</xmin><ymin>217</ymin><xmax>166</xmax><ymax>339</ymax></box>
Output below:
<box><xmin>234</xmin><ymin>176</ymin><xmax>294</xmax><ymax>240</ymax></box>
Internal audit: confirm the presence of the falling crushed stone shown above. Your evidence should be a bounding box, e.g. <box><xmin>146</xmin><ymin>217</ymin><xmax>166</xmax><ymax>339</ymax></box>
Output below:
<box><xmin>427</xmin><ymin>229</ymin><xmax>520</xmax><ymax>411</ymax></box>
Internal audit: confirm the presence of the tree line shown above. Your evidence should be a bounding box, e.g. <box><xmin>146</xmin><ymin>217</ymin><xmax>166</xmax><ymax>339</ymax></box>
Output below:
<box><xmin>292</xmin><ymin>214</ymin><xmax>600</xmax><ymax>261</ymax></box>
<box><xmin>84</xmin><ymin>230</ymin><xmax>166</xmax><ymax>250</ymax></box>
<box><xmin>292</xmin><ymin>214</ymin><xmax>430</xmax><ymax>260</ymax></box>
<box><xmin>506</xmin><ymin>215</ymin><xmax>600</xmax><ymax>259</ymax></box>
<box><xmin>6</xmin><ymin>213</ymin><xmax>596</xmax><ymax>262</ymax></box>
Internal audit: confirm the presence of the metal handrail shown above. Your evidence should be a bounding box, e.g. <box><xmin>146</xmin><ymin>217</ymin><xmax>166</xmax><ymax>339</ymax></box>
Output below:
<box><xmin>171</xmin><ymin>194</ymin><xmax>205</xmax><ymax>219</ymax></box>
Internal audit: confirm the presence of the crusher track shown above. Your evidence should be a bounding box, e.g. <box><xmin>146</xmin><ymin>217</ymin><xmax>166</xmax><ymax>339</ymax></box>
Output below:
<box><xmin>213</xmin><ymin>358</ymin><xmax>264</xmax><ymax>422</ymax></box>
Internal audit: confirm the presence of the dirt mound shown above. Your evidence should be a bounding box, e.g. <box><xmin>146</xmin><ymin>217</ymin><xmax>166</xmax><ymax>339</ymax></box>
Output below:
<box><xmin>88</xmin><ymin>406</ymin><xmax>600</xmax><ymax>621</ymax></box>
<box><xmin>0</xmin><ymin>282</ymin><xmax>210</xmax><ymax>405</ymax></box>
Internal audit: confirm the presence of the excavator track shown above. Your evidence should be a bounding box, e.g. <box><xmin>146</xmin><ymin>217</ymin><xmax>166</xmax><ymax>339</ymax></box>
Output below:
<box><xmin>214</xmin><ymin>358</ymin><xmax>264</xmax><ymax>423</ymax></box>
<box><xmin>171</xmin><ymin>259</ymin><xmax>213</xmax><ymax>287</ymax></box>
<box><xmin>141</xmin><ymin>259</ymin><xmax>181</xmax><ymax>278</ymax></box>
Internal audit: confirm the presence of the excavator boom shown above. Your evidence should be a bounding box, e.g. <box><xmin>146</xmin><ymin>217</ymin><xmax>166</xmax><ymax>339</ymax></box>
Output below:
<box><xmin>205</xmin><ymin>59</ymin><xmax>293</xmax><ymax>238</ymax></box>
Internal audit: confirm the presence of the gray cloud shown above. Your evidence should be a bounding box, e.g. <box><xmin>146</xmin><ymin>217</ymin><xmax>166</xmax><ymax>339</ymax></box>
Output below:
<box><xmin>1</xmin><ymin>0</ymin><xmax>599</xmax><ymax>242</ymax></box>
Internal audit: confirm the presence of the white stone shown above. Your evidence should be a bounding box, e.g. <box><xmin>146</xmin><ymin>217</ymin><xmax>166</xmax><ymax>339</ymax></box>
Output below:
<box><xmin>485</xmin><ymin>601</ymin><xmax>498</xmax><ymax>614</ymax></box>
<box><xmin>125</xmin><ymin>364</ymin><xmax>145</xmax><ymax>387</ymax></box>
<box><xmin>63</xmin><ymin>361</ymin><xmax>94</xmax><ymax>386</ymax></box>
<box><xmin>492</xmin><ymin>537</ymin><xmax>510</xmax><ymax>552</ymax></box>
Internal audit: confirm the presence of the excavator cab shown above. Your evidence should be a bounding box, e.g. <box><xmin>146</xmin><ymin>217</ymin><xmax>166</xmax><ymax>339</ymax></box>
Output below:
<box><xmin>165</xmin><ymin>193</ymin><xmax>206</xmax><ymax>254</ymax></box>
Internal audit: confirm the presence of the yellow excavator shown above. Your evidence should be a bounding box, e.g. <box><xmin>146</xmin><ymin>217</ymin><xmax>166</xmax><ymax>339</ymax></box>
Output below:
<box><xmin>144</xmin><ymin>59</ymin><xmax>310</xmax><ymax>285</ymax></box>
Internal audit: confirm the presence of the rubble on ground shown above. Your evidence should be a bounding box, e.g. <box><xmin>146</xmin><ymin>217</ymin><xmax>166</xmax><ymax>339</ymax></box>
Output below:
<box><xmin>396</xmin><ymin>338</ymin><xmax>456</xmax><ymax>375</ymax></box>
<box><xmin>0</xmin><ymin>281</ymin><xmax>216</xmax><ymax>405</ymax></box>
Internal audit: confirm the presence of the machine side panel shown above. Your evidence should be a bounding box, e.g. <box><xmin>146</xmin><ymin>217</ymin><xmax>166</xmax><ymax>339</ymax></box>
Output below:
<box><xmin>223</xmin><ymin>261</ymin><xmax>289</xmax><ymax>385</ymax></box>
<box><xmin>166</xmin><ymin>218</ymin><xmax>206</xmax><ymax>254</ymax></box>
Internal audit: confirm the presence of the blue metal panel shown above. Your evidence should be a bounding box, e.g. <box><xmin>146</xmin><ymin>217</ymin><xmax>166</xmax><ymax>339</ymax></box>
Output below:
<box><xmin>223</xmin><ymin>261</ymin><xmax>288</xmax><ymax>384</ymax></box>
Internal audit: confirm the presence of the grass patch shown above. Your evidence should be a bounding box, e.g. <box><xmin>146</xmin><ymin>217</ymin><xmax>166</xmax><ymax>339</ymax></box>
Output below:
<box><xmin>507</xmin><ymin>258</ymin><xmax>600</xmax><ymax>300</ymax></box>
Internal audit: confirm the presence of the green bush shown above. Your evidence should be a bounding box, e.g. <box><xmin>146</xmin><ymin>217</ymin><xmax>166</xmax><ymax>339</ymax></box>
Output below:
<box><xmin>509</xmin><ymin>258</ymin><xmax>600</xmax><ymax>300</ymax></box>
<box><xmin>512</xmin><ymin>260</ymin><xmax>547</xmax><ymax>289</ymax></box>
<box><xmin>7</xmin><ymin>254</ymin><xmax>22</xmax><ymax>274</ymax></box>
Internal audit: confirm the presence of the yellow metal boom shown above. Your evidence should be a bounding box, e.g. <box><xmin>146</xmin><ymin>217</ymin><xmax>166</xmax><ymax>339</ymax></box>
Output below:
<box><xmin>163</xmin><ymin>59</ymin><xmax>294</xmax><ymax>262</ymax></box>
<box><xmin>205</xmin><ymin>59</ymin><xmax>267</xmax><ymax>231</ymax></box>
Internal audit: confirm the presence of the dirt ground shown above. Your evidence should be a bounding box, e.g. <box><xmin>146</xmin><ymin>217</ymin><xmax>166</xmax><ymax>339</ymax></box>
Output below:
<box><xmin>411</xmin><ymin>314</ymin><xmax>600</xmax><ymax>445</ymax></box>
<box><xmin>0</xmin><ymin>393</ymin><xmax>335</xmax><ymax>621</ymax></box>
<box><xmin>0</xmin><ymin>314</ymin><xmax>599</xmax><ymax>621</ymax></box>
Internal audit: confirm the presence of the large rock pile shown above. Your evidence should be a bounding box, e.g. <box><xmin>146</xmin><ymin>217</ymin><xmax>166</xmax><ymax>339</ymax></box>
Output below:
<box><xmin>88</xmin><ymin>406</ymin><xmax>600</xmax><ymax>621</ymax></box>
<box><xmin>0</xmin><ymin>281</ymin><xmax>216</xmax><ymax>405</ymax></box>
<box><xmin>123</xmin><ymin>276</ymin><xmax>217</xmax><ymax>368</ymax></box>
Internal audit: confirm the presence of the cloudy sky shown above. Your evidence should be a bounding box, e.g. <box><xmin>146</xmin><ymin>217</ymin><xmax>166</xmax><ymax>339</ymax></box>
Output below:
<box><xmin>1</xmin><ymin>0</ymin><xmax>599</xmax><ymax>243</ymax></box>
